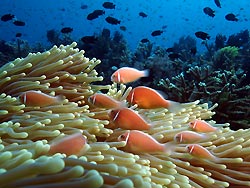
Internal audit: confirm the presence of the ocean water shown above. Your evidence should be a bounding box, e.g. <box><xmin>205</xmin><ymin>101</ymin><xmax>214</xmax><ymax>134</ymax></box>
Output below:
<box><xmin>0</xmin><ymin>0</ymin><xmax>249</xmax><ymax>52</ymax></box>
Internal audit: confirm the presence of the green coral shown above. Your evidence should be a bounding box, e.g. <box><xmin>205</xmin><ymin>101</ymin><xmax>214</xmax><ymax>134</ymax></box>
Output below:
<box><xmin>213</xmin><ymin>46</ymin><xmax>239</xmax><ymax>71</ymax></box>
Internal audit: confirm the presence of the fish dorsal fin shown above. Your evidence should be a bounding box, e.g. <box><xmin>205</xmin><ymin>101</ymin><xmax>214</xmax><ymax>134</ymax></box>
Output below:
<box><xmin>155</xmin><ymin>89</ymin><xmax>168</xmax><ymax>99</ymax></box>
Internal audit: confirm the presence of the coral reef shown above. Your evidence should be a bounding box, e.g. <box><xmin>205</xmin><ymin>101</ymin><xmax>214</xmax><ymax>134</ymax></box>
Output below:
<box><xmin>172</xmin><ymin>35</ymin><xmax>197</xmax><ymax>61</ymax></box>
<box><xmin>46</xmin><ymin>29</ymin><xmax>74</xmax><ymax>46</ymax></box>
<box><xmin>78</xmin><ymin>29</ymin><xmax>132</xmax><ymax>85</ymax></box>
<box><xmin>213</xmin><ymin>46</ymin><xmax>239</xmax><ymax>71</ymax></box>
<box><xmin>0</xmin><ymin>43</ymin><xmax>250</xmax><ymax>188</ymax></box>
<box><xmin>226</xmin><ymin>29</ymin><xmax>249</xmax><ymax>48</ymax></box>
<box><xmin>158</xmin><ymin>66</ymin><xmax>250</xmax><ymax>130</ymax></box>
<box><xmin>0</xmin><ymin>39</ymin><xmax>47</xmax><ymax>66</ymax></box>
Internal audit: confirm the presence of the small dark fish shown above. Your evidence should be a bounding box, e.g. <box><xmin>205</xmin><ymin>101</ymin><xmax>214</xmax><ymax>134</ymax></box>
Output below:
<box><xmin>61</xmin><ymin>27</ymin><xmax>73</xmax><ymax>33</ymax></box>
<box><xmin>102</xmin><ymin>2</ymin><xmax>115</xmax><ymax>9</ymax></box>
<box><xmin>16</xmin><ymin>33</ymin><xmax>22</xmax><ymax>37</ymax></box>
<box><xmin>151</xmin><ymin>30</ymin><xmax>163</xmax><ymax>36</ymax></box>
<box><xmin>166</xmin><ymin>47</ymin><xmax>174</xmax><ymax>53</ymax></box>
<box><xmin>195</xmin><ymin>31</ymin><xmax>210</xmax><ymax>40</ymax></box>
<box><xmin>190</xmin><ymin>47</ymin><xmax>197</xmax><ymax>55</ymax></box>
<box><xmin>1</xmin><ymin>14</ymin><xmax>15</xmax><ymax>22</ymax></box>
<box><xmin>162</xmin><ymin>25</ymin><xmax>167</xmax><ymax>29</ymax></box>
<box><xmin>139</xmin><ymin>12</ymin><xmax>147</xmax><ymax>18</ymax></box>
<box><xmin>80</xmin><ymin>4</ymin><xmax>88</xmax><ymax>9</ymax></box>
<box><xmin>120</xmin><ymin>26</ymin><xmax>126</xmax><ymax>31</ymax></box>
<box><xmin>225</xmin><ymin>13</ymin><xmax>238</xmax><ymax>21</ymax></box>
<box><xmin>140</xmin><ymin>38</ymin><xmax>149</xmax><ymax>43</ymax></box>
<box><xmin>203</xmin><ymin>7</ymin><xmax>215</xmax><ymax>17</ymax></box>
<box><xmin>59</xmin><ymin>8</ymin><xmax>66</xmax><ymax>12</ymax></box>
<box><xmin>214</xmin><ymin>0</ymin><xmax>221</xmax><ymax>8</ymax></box>
<box><xmin>87</xmin><ymin>10</ymin><xmax>105</xmax><ymax>20</ymax></box>
<box><xmin>81</xmin><ymin>36</ymin><xmax>97</xmax><ymax>44</ymax></box>
<box><xmin>168</xmin><ymin>53</ymin><xmax>181</xmax><ymax>60</ymax></box>
<box><xmin>13</xmin><ymin>20</ymin><xmax>25</xmax><ymax>26</ymax></box>
<box><xmin>105</xmin><ymin>16</ymin><xmax>120</xmax><ymax>25</ymax></box>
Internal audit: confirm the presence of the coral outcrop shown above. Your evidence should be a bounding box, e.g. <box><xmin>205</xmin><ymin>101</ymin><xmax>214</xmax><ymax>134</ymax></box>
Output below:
<box><xmin>158</xmin><ymin>66</ymin><xmax>250</xmax><ymax>130</ymax></box>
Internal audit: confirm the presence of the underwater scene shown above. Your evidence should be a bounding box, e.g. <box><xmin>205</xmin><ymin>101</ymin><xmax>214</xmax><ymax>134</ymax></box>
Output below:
<box><xmin>0</xmin><ymin>0</ymin><xmax>250</xmax><ymax>188</ymax></box>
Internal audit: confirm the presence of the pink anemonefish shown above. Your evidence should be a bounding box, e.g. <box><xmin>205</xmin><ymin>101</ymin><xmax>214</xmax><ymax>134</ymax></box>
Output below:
<box><xmin>111</xmin><ymin>67</ymin><xmax>149</xmax><ymax>84</ymax></box>
<box><xmin>88</xmin><ymin>93</ymin><xmax>125</xmax><ymax>109</ymax></box>
<box><xmin>189</xmin><ymin>119</ymin><xmax>217</xmax><ymax>132</ymax></box>
<box><xmin>19</xmin><ymin>90</ymin><xmax>63</xmax><ymax>107</ymax></box>
<box><xmin>174</xmin><ymin>131</ymin><xmax>208</xmax><ymax>143</ymax></box>
<box><xmin>185</xmin><ymin>144</ymin><xmax>218</xmax><ymax>161</ymax></box>
<box><xmin>49</xmin><ymin>133</ymin><xmax>88</xmax><ymax>156</ymax></box>
<box><xmin>118</xmin><ymin>130</ymin><xmax>174</xmax><ymax>154</ymax></box>
<box><xmin>126</xmin><ymin>86</ymin><xmax>182</xmax><ymax>112</ymax></box>
<box><xmin>108</xmin><ymin>107</ymin><xmax>151</xmax><ymax>130</ymax></box>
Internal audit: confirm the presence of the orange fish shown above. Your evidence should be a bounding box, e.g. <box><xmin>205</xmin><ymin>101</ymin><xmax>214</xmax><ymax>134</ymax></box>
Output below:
<box><xmin>174</xmin><ymin>131</ymin><xmax>208</xmax><ymax>143</ymax></box>
<box><xmin>108</xmin><ymin>107</ymin><xmax>151</xmax><ymax>130</ymax></box>
<box><xmin>49</xmin><ymin>133</ymin><xmax>88</xmax><ymax>156</ymax></box>
<box><xmin>88</xmin><ymin>93</ymin><xmax>125</xmax><ymax>109</ymax></box>
<box><xmin>189</xmin><ymin>120</ymin><xmax>217</xmax><ymax>132</ymax></box>
<box><xmin>185</xmin><ymin>144</ymin><xmax>217</xmax><ymax>161</ymax></box>
<box><xmin>19</xmin><ymin>90</ymin><xmax>63</xmax><ymax>107</ymax></box>
<box><xmin>111</xmin><ymin>67</ymin><xmax>149</xmax><ymax>84</ymax></box>
<box><xmin>126</xmin><ymin>86</ymin><xmax>181</xmax><ymax>111</ymax></box>
<box><xmin>118</xmin><ymin>130</ymin><xmax>173</xmax><ymax>154</ymax></box>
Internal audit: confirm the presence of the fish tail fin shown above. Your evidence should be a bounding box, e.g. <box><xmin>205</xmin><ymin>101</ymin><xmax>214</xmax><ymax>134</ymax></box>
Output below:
<box><xmin>142</xmin><ymin>69</ymin><xmax>150</xmax><ymax>77</ymax></box>
<box><xmin>56</xmin><ymin>95</ymin><xmax>65</xmax><ymax>103</ymax></box>
<box><xmin>164</xmin><ymin>142</ymin><xmax>176</xmax><ymax>156</ymax></box>
<box><xmin>78</xmin><ymin>143</ymin><xmax>91</xmax><ymax>156</ymax></box>
<box><xmin>167</xmin><ymin>101</ymin><xmax>183</xmax><ymax>113</ymax></box>
<box><xmin>119</xmin><ymin>100</ymin><xmax>128</xmax><ymax>108</ymax></box>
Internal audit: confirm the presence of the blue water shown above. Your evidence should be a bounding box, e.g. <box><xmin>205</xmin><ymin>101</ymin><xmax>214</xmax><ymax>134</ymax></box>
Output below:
<box><xmin>0</xmin><ymin>0</ymin><xmax>249</xmax><ymax>52</ymax></box>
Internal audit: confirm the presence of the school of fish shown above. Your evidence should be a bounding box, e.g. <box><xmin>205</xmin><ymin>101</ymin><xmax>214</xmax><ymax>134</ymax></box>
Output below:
<box><xmin>19</xmin><ymin>66</ymin><xmax>219</xmax><ymax>160</ymax></box>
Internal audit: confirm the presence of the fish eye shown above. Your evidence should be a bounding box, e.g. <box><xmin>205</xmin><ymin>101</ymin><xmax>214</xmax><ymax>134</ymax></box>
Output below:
<box><xmin>120</xmin><ymin>134</ymin><xmax>126</xmax><ymax>139</ymax></box>
<box><xmin>174</xmin><ymin>135</ymin><xmax>180</xmax><ymax>141</ymax></box>
<box><xmin>88</xmin><ymin>96</ymin><xmax>93</xmax><ymax>102</ymax></box>
<box><xmin>186</xmin><ymin>145</ymin><xmax>194</xmax><ymax>153</ymax></box>
<box><xmin>186</xmin><ymin>145</ymin><xmax>191</xmax><ymax>151</ymax></box>
<box><xmin>119</xmin><ymin>134</ymin><xmax>126</xmax><ymax>141</ymax></box>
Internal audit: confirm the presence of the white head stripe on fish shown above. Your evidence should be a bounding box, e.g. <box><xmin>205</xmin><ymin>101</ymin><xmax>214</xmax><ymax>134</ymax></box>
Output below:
<box><xmin>130</xmin><ymin>91</ymin><xmax>135</xmax><ymax>103</ymax></box>
<box><xmin>180</xmin><ymin>133</ymin><xmax>183</xmax><ymax>143</ymax></box>
<box><xmin>92</xmin><ymin>95</ymin><xmax>96</xmax><ymax>105</ymax></box>
<box><xmin>117</xmin><ymin>72</ymin><xmax>121</xmax><ymax>83</ymax></box>
<box><xmin>23</xmin><ymin>93</ymin><xmax>27</xmax><ymax>104</ymax></box>
<box><xmin>192</xmin><ymin>120</ymin><xmax>197</xmax><ymax>129</ymax></box>
<box><xmin>189</xmin><ymin>145</ymin><xmax>195</xmax><ymax>154</ymax></box>
<box><xmin>125</xmin><ymin>131</ymin><xmax>130</xmax><ymax>144</ymax></box>
<box><xmin>112</xmin><ymin>110</ymin><xmax>120</xmax><ymax>122</ymax></box>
